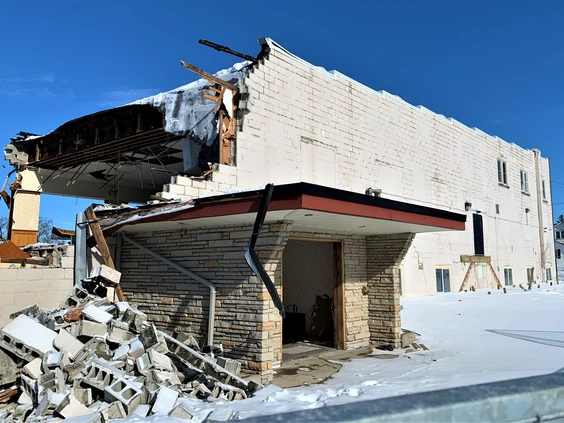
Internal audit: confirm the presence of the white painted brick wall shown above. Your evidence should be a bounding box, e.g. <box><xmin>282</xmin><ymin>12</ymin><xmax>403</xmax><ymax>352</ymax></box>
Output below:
<box><xmin>164</xmin><ymin>43</ymin><xmax>555</xmax><ymax>297</ymax></box>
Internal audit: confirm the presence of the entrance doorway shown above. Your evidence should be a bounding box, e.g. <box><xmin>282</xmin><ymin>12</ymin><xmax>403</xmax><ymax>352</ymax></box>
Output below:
<box><xmin>282</xmin><ymin>239</ymin><xmax>344</xmax><ymax>353</ymax></box>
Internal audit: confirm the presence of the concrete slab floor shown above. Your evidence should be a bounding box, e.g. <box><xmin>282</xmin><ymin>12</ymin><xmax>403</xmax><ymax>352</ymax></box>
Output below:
<box><xmin>274</xmin><ymin>345</ymin><xmax>377</xmax><ymax>388</ymax></box>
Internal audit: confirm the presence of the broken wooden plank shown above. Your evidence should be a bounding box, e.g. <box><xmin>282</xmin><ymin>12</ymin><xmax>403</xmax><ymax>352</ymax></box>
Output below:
<box><xmin>84</xmin><ymin>206</ymin><xmax>125</xmax><ymax>302</ymax></box>
<box><xmin>180</xmin><ymin>60</ymin><xmax>238</xmax><ymax>92</ymax></box>
<box><xmin>0</xmin><ymin>387</ymin><xmax>19</xmax><ymax>402</ymax></box>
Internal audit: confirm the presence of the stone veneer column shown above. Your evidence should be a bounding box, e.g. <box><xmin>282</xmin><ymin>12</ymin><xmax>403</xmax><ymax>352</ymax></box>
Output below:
<box><xmin>366</xmin><ymin>233</ymin><xmax>415</xmax><ymax>347</ymax></box>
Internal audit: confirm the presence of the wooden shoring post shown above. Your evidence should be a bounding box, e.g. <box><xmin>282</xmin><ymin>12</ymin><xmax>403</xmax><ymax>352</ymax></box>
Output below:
<box><xmin>84</xmin><ymin>206</ymin><xmax>126</xmax><ymax>301</ymax></box>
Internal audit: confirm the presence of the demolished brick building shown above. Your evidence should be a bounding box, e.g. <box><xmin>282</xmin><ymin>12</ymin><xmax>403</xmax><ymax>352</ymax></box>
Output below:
<box><xmin>2</xmin><ymin>38</ymin><xmax>475</xmax><ymax>381</ymax></box>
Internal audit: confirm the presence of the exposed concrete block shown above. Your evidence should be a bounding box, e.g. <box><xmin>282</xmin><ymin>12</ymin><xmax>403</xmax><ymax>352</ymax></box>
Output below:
<box><xmin>151</xmin><ymin>369</ymin><xmax>182</xmax><ymax>386</ymax></box>
<box><xmin>148</xmin><ymin>349</ymin><xmax>173</xmax><ymax>372</ymax></box>
<box><xmin>0</xmin><ymin>347</ymin><xmax>19</xmax><ymax>386</ymax></box>
<box><xmin>82</xmin><ymin>304</ymin><xmax>113</xmax><ymax>324</ymax></box>
<box><xmin>140</xmin><ymin>323</ymin><xmax>159</xmax><ymax>349</ymax></box>
<box><xmin>62</xmin><ymin>413</ymin><xmax>103</xmax><ymax>423</ymax></box>
<box><xmin>54</xmin><ymin>329</ymin><xmax>84</xmax><ymax>360</ymax></box>
<box><xmin>9</xmin><ymin>304</ymin><xmax>42</xmax><ymax>320</ymax></box>
<box><xmin>60</xmin><ymin>286</ymin><xmax>90</xmax><ymax>309</ymax></box>
<box><xmin>135</xmin><ymin>353</ymin><xmax>152</xmax><ymax>374</ymax></box>
<box><xmin>400</xmin><ymin>330</ymin><xmax>417</xmax><ymax>348</ymax></box>
<box><xmin>128</xmin><ymin>339</ymin><xmax>145</xmax><ymax>358</ymax></box>
<box><xmin>107</xmin><ymin>320</ymin><xmax>134</xmax><ymax>345</ymax></box>
<box><xmin>0</xmin><ymin>314</ymin><xmax>57</xmax><ymax>360</ymax></box>
<box><xmin>23</xmin><ymin>357</ymin><xmax>43</xmax><ymax>379</ymax></box>
<box><xmin>83</xmin><ymin>360</ymin><xmax>124</xmax><ymax>390</ymax></box>
<box><xmin>114</xmin><ymin>301</ymin><xmax>130</xmax><ymax>317</ymax></box>
<box><xmin>72</xmin><ymin>388</ymin><xmax>93</xmax><ymax>407</ymax></box>
<box><xmin>151</xmin><ymin>386</ymin><xmax>178</xmax><ymax>415</ymax></box>
<box><xmin>217</xmin><ymin>357</ymin><xmax>241</xmax><ymax>376</ymax></box>
<box><xmin>112</xmin><ymin>344</ymin><xmax>129</xmax><ymax>361</ymax></box>
<box><xmin>103</xmin><ymin>377</ymin><xmax>143</xmax><ymax>413</ymax></box>
<box><xmin>122</xmin><ymin>307</ymin><xmax>147</xmax><ymax>332</ymax></box>
<box><xmin>89</xmin><ymin>265</ymin><xmax>121</xmax><ymax>287</ymax></box>
<box><xmin>100</xmin><ymin>401</ymin><xmax>126</xmax><ymax>420</ymax></box>
<box><xmin>75</xmin><ymin>320</ymin><xmax>107</xmax><ymax>339</ymax></box>
<box><xmin>132</xmin><ymin>404</ymin><xmax>151</xmax><ymax>417</ymax></box>
<box><xmin>54</xmin><ymin>394</ymin><xmax>93</xmax><ymax>419</ymax></box>
<box><xmin>44</xmin><ymin>351</ymin><xmax>70</xmax><ymax>370</ymax></box>
<box><xmin>169</xmin><ymin>403</ymin><xmax>194</xmax><ymax>419</ymax></box>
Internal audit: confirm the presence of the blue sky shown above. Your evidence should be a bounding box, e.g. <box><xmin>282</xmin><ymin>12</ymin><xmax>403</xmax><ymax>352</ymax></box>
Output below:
<box><xmin>1</xmin><ymin>0</ymin><xmax>564</xmax><ymax>228</ymax></box>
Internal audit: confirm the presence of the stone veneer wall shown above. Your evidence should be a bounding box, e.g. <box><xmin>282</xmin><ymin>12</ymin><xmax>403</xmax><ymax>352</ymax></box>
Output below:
<box><xmin>366</xmin><ymin>233</ymin><xmax>415</xmax><ymax>347</ymax></box>
<box><xmin>119</xmin><ymin>222</ymin><xmax>292</xmax><ymax>382</ymax></box>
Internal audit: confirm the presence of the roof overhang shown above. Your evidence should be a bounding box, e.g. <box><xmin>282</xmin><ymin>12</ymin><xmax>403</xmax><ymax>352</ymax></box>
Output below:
<box><xmin>106</xmin><ymin>183</ymin><xmax>465</xmax><ymax>236</ymax></box>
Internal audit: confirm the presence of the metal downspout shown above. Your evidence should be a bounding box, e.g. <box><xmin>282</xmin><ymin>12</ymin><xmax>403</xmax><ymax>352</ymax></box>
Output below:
<box><xmin>121</xmin><ymin>234</ymin><xmax>216</xmax><ymax>347</ymax></box>
<box><xmin>244</xmin><ymin>183</ymin><xmax>286</xmax><ymax>318</ymax></box>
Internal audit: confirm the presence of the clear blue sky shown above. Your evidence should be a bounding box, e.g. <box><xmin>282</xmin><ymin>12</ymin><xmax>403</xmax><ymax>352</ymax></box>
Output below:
<box><xmin>1</xmin><ymin>0</ymin><xmax>564</xmax><ymax>228</ymax></box>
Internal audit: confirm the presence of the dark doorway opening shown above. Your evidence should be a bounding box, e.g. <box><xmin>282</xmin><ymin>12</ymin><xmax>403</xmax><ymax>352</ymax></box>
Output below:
<box><xmin>282</xmin><ymin>239</ymin><xmax>344</xmax><ymax>354</ymax></box>
<box><xmin>473</xmin><ymin>213</ymin><xmax>485</xmax><ymax>256</ymax></box>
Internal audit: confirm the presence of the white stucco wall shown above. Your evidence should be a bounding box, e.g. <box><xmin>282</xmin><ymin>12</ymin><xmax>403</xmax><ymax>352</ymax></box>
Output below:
<box><xmin>163</xmin><ymin>40</ymin><xmax>555</xmax><ymax>297</ymax></box>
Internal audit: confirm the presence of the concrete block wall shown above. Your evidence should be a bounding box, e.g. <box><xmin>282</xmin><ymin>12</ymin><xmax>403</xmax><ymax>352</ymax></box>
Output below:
<box><xmin>162</xmin><ymin>40</ymin><xmax>554</xmax><ymax>297</ymax></box>
<box><xmin>0</xmin><ymin>246</ymin><xmax>75</xmax><ymax>327</ymax></box>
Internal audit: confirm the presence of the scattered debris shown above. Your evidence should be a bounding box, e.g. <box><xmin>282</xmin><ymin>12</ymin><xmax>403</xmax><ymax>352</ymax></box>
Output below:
<box><xmin>0</xmin><ymin>268</ymin><xmax>263</xmax><ymax>421</ymax></box>
<box><xmin>400</xmin><ymin>330</ymin><xmax>417</xmax><ymax>348</ymax></box>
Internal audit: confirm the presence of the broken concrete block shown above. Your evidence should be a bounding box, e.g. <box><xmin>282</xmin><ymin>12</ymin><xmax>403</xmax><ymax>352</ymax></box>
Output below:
<box><xmin>83</xmin><ymin>359</ymin><xmax>125</xmax><ymax>390</ymax></box>
<box><xmin>0</xmin><ymin>315</ymin><xmax>57</xmax><ymax>361</ymax></box>
<box><xmin>123</xmin><ymin>307</ymin><xmax>147</xmax><ymax>332</ymax></box>
<box><xmin>82</xmin><ymin>304</ymin><xmax>113</xmax><ymax>324</ymax></box>
<box><xmin>211</xmin><ymin>382</ymin><xmax>247</xmax><ymax>402</ymax></box>
<box><xmin>60</xmin><ymin>286</ymin><xmax>90</xmax><ymax>309</ymax></box>
<box><xmin>151</xmin><ymin>386</ymin><xmax>179</xmax><ymax>415</ymax></box>
<box><xmin>18</xmin><ymin>391</ymin><xmax>33</xmax><ymax>406</ymax></box>
<box><xmin>44</xmin><ymin>351</ymin><xmax>71</xmax><ymax>371</ymax></box>
<box><xmin>62</xmin><ymin>413</ymin><xmax>103</xmax><ymax>423</ymax></box>
<box><xmin>217</xmin><ymin>356</ymin><xmax>241</xmax><ymax>376</ymax></box>
<box><xmin>132</xmin><ymin>404</ymin><xmax>151</xmax><ymax>417</ymax></box>
<box><xmin>169</xmin><ymin>403</ymin><xmax>194</xmax><ymax>420</ymax></box>
<box><xmin>72</xmin><ymin>388</ymin><xmax>93</xmax><ymax>407</ymax></box>
<box><xmin>125</xmin><ymin>358</ymin><xmax>135</xmax><ymax>373</ymax></box>
<box><xmin>0</xmin><ymin>347</ymin><xmax>19</xmax><ymax>386</ymax></box>
<box><xmin>75</xmin><ymin>320</ymin><xmax>107</xmax><ymax>339</ymax></box>
<box><xmin>112</xmin><ymin>344</ymin><xmax>129</xmax><ymax>361</ymax></box>
<box><xmin>54</xmin><ymin>394</ymin><xmax>93</xmax><ymax>419</ymax></box>
<box><xmin>39</xmin><ymin>368</ymin><xmax>66</xmax><ymax>393</ymax></box>
<box><xmin>107</xmin><ymin>320</ymin><xmax>134</xmax><ymax>345</ymax></box>
<box><xmin>136</xmin><ymin>353</ymin><xmax>153</xmax><ymax>374</ymax></box>
<box><xmin>149</xmin><ymin>349</ymin><xmax>173</xmax><ymax>372</ymax></box>
<box><xmin>400</xmin><ymin>330</ymin><xmax>417</xmax><ymax>348</ymax></box>
<box><xmin>174</xmin><ymin>332</ymin><xmax>200</xmax><ymax>351</ymax></box>
<box><xmin>35</xmin><ymin>391</ymin><xmax>66</xmax><ymax>417</ymax></box>
<box><xmin>9</xmin><ymin>304</ymin><xmax>42</xmax><ymax>320</ymax></box>
<box><xmin>54</xmin><ymin>329</ymin><xmax>84</xmax><ymax>360</ymax></box>
<box><xmin>103</xmin><ymin>377</ymin><xmax>143</xmax><ymax>413</ymax></box>
<box><xmin>151</xmin><ymin>369</ymin><xmax>182</xmax><ymax>386</ymax></box>
<box><xmin>100</xmin><ymin>401</ymin><xmax>127</xmax><ymax>420</ymax></box>
<box><xmin>114</xmin><ymin>302</ymin><xmax>130</xmax><ymax>317</ymax></box>
<box><xmin>128</xmin><ymin>338</ymin><xmax>145</xmax><ymax>358</ymax></box>
<box><xmin>140</xmin><ymin>323</ymin><xmax>160</xmax><ymax>349</ymax></box>
<box><xmin>90</xmin><ymin>265</ymin><xmax>121</xmax><ymax>287</ymax></box>
<box><xmin>45</xmin><ymin>310</ymin><xmax>71</xmax><ymax>332</ymax></box>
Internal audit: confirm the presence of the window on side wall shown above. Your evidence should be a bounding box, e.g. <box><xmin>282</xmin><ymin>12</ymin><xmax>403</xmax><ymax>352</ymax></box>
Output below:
<box><xmin>546</xmin><ymin>268</ymin><xmax>552</xmax><ymax>282</ymax></box>
<box><xmin>557</xmin><ymin>232</ymin><xmax>562</xmax><ymax>240</ymax></box>
<box><xmin>526</xmin><ymin>267</ymin><xmax>534</xmax><ymax>283</ymax></box>
<box><xmin>557</xmin><ymin>249</ymin><xmax>561</xmax><ymax>260</ymax></box>
<box><xmin>520</xmin><ymin>170</ymin><xmax>529</xmax><ymax>193</ymax></box>
<box><xmin>503</xmin><ymin>268</ymin><xmax>513</xmax><ymax>286</ymax></box>
<box><xmin>542</xmin><ymin>180</ymin><xmax>547</xmax><ymax>201</ymax></box>
<box><xmin>497</xmin><ymin>159</ymin><xmax>508</xmax><ymax>185</ymax></box>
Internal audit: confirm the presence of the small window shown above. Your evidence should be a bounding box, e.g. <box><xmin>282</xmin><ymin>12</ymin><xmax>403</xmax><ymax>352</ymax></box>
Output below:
<box><xmin>520</xmin><ymin>170</ymin><xmax>529</xmax><ymax>193</ymax></box>
<box><xmin>557</xmin><ymin>249</ymin><xmax>561</xmax><ymax>260</ymax></box>
<box><xmin>557</xmin><ymin>232</ymin><xmax>562</xmax><ymax>240</ymax></box>
<box><xmin>546</xmin><ymin>268</ymin><xmax>552</xmax><ymax>281</ymax></box>
<box><xmin>542</xmin><ymin>180</ymin><xmax>547</xmax><ymax>201</ymax></box>
<box><xmin>526</xmin><ymin>267</ymin><xmax>534</xmax><ymax>283</ymax></box>
<box><xmin>504</xmin><ymin>268</ymin><xmax>513</xmax><ymax>286</ymax></box>
<box><xmin>497</xmin><ymin>159</ymin><xmax>508</xmax><ymax>185</ymax></box>
<box><xmin>495</xmin><ymin>204</ymin><xmax>500</xmax><ymax>214</ymax></box>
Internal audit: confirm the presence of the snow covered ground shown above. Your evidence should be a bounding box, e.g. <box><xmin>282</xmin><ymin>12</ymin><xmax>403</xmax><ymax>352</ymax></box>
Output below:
<box><xmin>120</xmin><ymin>283</ymin><xmax>564</xmax><ymax>422</ymax></box>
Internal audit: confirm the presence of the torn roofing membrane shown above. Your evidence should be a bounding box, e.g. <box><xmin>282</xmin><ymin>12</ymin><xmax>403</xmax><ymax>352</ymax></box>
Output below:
<box><xmin>128</xmin><ymin>61</ymin><xmax>251</xmax><ymax>145</ymax></box>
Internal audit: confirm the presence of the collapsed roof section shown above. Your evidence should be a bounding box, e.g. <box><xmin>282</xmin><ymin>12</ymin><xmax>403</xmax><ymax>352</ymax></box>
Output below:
<box><xmin>5</xmin><ymin>57</ymin><xmax>253</xmax><ymax>204</ymax></box>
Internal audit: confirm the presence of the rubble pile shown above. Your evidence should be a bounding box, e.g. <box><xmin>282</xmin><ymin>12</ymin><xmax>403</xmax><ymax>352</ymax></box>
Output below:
<box><xmin>0</xmin><ymin>265</ymin><xmax>261</xmax><ymax>422</ymax></box>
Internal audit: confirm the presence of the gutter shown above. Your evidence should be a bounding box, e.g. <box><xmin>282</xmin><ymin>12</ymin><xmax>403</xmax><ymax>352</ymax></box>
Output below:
<box><xmin>244</xmin><ymin>184</ymin><xmax>286</xmax><ymax>318</ymax></box>
<box><xmin>121</xmin><ymin>234</ymin><xmax>217</xmax><ymax>347</ymax></box>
